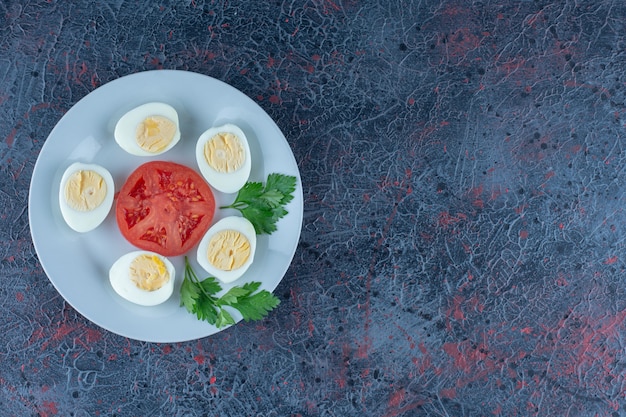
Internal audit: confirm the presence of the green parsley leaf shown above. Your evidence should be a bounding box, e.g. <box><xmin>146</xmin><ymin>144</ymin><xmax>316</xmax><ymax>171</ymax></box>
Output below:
<box><xmin>194</xmin><ymin>294</ymin><xmax>219</xmax><ymax>323</ymax></box>
<box><xmin>198</xmin><ymin>276</ymin><xmax>222</xmax><ymax>296</ymax></box>
<box><xmin>220</xmin><ymin>173</ymin><xmax>297</xmax><ymax>234</ymax></box>
<box><xmin>239</xmin><ymin>205</ymin><xmax>279</xmax><ymax>235</ymax></box>
<box><xmin>230</xmin><ymin>290</ymin><xmax>281</xmax><ymax>322</ymax></box>
<box><xmin>215</xmin><ymin>309</ymin><xmax>236</xmax><ymax>328</ymax></box>
<box><xmin>231</xmin><ymin>181</ymin><xmax>264</xmax><ymax>206</ymax></box>
<box><xmin>240</xmin><ymin>281</ymin><xmax>262</xmax><ymax>293</ymax></box>
<box><xmin>217</xmin><ymin>286</ymin><xmax>254</xmax><ymax>306</ymax></box>
<box><xmin>179</xmin><ymin>276</ymin><xmax>200</xmax><ymax>313</ymax></box>
<box><xmin>266</xmin><ymin>173</ymin><xmax>296</xmax><ymax>205</ymax></box>
<box><xmin>180</xmin><ymin>257</ymin><xmax>281</xmax><ymax>328</ymax></box>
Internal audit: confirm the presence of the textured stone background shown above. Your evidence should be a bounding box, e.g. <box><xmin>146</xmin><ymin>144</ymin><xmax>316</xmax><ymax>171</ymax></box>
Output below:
<box><xmin>2</xmin><ymin>1</ymin><xmax>626</xmax><ymax>416</ymax></box>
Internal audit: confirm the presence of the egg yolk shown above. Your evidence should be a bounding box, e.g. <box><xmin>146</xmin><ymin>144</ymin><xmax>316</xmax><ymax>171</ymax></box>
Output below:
<box><xmin>129</xmin><ymin>254</ymin><xmax>170</xmax><ymax>291</ymax></box>
<box><xmin>206</xmin><ymin>230</ymin><xmax>251</xmax><ymax>271</ymax></box>
<box><xmin>204</xmin><ymin>132</ymin><xmax>245</xmax><ymax>173</ymax></box>
<box><xmin>64</xmin><ymin>170</ymin><xmax>107</xmax><ymax>211</ymax></box>
<box><xmin>135</xmin><ymin>115</ymin><xmax>177</xmax><ymax>153</ymax></box>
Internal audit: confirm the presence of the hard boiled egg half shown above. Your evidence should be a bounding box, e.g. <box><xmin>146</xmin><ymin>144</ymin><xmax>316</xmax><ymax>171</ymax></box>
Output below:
<box><xmin>109</xmin><ymin>251</ymin><xmax>175</xmax><ymax>306</ymax></box>
<box><xmin>114</xmin><ymin>102</ymin><xmax>181</xmax><ymax>156</ymax></box>
<box><xmin>195</xmin><ymin>124</ymin><xmax>251</xmax><ymax>193</ymax></box>
<box><xmin>59</xmin><ymin>162</ymin><xmax>114</xmax><ymax>233</ymax></box>
<box><xmin>196</xmin><ymin>216</ymin><xmax>257</xmax><ymax>284</ymax></box>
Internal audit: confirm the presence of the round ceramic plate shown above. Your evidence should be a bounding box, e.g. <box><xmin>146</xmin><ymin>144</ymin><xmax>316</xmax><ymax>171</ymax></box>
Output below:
<box><xmin>28</xmin><ymin>70</ymin><xmax>303</xmax><ymax>343</ymax></box>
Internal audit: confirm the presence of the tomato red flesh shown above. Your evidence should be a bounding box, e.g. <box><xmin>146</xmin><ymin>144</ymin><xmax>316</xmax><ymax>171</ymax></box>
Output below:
<box><xmin>116</xmin><ymin>161</ymin><xmax>215</xmax><ymax>257</ymax></box>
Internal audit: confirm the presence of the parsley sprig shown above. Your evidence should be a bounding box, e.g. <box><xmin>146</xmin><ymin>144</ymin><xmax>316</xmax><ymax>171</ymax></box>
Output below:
<box><xmin>180</xmin><ymin>257</ymin><xmax>280</xmax><ymax>328</ymax></box>
<box><xmin>220</xmin><ymin>173</ymin><xmax>297</xmax><ymax>234</ymax></box>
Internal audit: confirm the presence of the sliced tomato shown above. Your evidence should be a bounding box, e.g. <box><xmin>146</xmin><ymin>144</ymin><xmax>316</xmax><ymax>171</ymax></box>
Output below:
<box><xmin>116</xmin><ymin>161</ymin><xmax>215</xmax><ymax>257</ymax></box>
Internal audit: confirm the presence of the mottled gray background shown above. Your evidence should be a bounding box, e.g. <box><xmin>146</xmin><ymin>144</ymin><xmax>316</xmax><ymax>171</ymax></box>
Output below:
<box><xmin>2</xmin><ymin>1</ymin><xmax>626</xmax><ymax>416</ymax></box>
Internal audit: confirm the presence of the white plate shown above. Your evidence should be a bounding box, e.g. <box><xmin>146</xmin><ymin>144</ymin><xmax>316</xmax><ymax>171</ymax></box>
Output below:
<box><xmin>28</xmin><ymin>70</ymin><xmax>303</xmax><ymax>343</ymax></box>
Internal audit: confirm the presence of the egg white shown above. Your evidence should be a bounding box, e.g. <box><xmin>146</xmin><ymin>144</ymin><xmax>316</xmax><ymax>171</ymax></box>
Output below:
<box><xmin>196</xmin><ymin>216</ymin><xmax>257</xmax><ymax>284</ymax></box>
<box><xmin>195</xmin><ymin>123</ymin><xmax>251</xmax><ymax>193</ymax></box>
<box><xmin>58</xmin><ymin>162</ymin><xmax>114</xmax><ymax>233</ymax></box>
<box><xmin>109</xmin><ymin>251</ymin><xmax>175</xmax><ymax>307</ymax></box>
<box><xmin>114</xmin><ymin>102</ymin><xmax>181</xmax><ymax>156</ymax></box>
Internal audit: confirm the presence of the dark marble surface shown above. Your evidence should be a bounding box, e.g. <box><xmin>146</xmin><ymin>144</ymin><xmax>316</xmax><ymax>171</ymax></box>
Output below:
<box><xmin>2</xmin><ymin>0</ymin><xmax>626</xmax><ymax>416</ymax></box>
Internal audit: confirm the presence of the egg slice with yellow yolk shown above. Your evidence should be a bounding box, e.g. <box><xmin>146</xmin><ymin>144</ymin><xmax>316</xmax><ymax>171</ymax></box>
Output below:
<box><xmin>135</xmin><ymin>115</ymin><xmax>178</xmax><ymax>153</ymax></box>
<box><xmin>195</xmin><ymin>124</ymin><xmax>251</xmax><ymax>194</ymax></box>
<box><xmin>207</xmin><ymin>229</ymin><xmax>251</xmax><ymax>272</ymax></box>
<box><xmin>196</xmin><ymin>216</ymin><xmax>257</xmax><ymax>283</ymax></box>
<box><xmin>114</xmin><ymin>102</ymin><xmax>181</xmax><ymax>156</ymax></box>
<box><xmin>59</xmin><ymin>162</ymin><xmax>114</xmax><ymax>233</ymax></box>
<box><xmin>204</xmin><ymin>131</ymin><xmax>246</xmax><ymax>173</ymax></box>
<box><xmin>64</xmin><ymin>169</ymin><xmax>107</xmax><ymax>211</ymax></box>
<box><xmin>129</xmin><ymin>253</ymin><xmax>171</xmax><ymax>291</ymax></box>
<box><xmin>109</xmin><ymin>251</ymin><xmax>175</xmax><ymax>307</ymax></box>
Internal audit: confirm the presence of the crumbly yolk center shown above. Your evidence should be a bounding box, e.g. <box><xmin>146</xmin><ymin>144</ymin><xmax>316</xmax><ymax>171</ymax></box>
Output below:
<box><xmin>204</xmin><ymin>132</ymin><xmax>245</xmax><ymax>173</ymax></box>
<box><xmin>64</xmin><ymin>170</ymin><xmax>107</xmax><ymax>211</ymax></box>
<box><xmin>129</xmin><ymin>254</ymin><xmax>170</xmax><ymax>291</ymax></box>
<box><xmin>207</xmin><ymin>230</ymin><xmax>251</xmax><ymax>271</ymax></box>
<box><xmin>135</xmin><ymin>115</ymin><xmax>176</xmax><ymax>153</ymax></box>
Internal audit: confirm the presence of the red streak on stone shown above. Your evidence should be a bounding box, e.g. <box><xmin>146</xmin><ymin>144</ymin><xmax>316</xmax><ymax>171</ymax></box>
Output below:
<box><xmin>194</xmin><ymin>354</ymin><xmax>205</xmax><ymax>365</ymax></box>
<box><xmin>388</xmin><ymin>388</ymin><xmax>405</xmax><ymax>408</ymax></box>
<box><xmin>437</xmin><ymin>211</ymin><xmax>467</xmax><ymax>228</ymax></box>
<box><xmin>525</xmin><ymin>11</ymin><xmax>543</xmax><ymax>27</ymax></box>
<box><xmin>450</xmin><ymin>295</ymin><xmax>466</xmax><ymax>321</ymax></box>
<box><xmin>443</xmin><ymin>342</ymin><xmax>466</xmax><ymax>369</ymax></box>
<box><xmin>323</xmin><ymin>0</ymin><xmax>341</xmax><ymax>12</ymax></box>
<box><xmin>269</xmin><ymin>95</ymin><xmax>281</xmax><ymax>104</ymax></box>
<box><xmin>520</xmin><ymin>327</ymin><xmax>532</xmax><ymax>335</ymax></box>
<box><xmin>77</xmin><ymin>62</ymin><xmax>88</xmax><ymax>78</ymax></box>
<box><xmin>209</xmin><ymin>375</ymin><xmax>217</xmax><ymax>384</ymax></box>
<box><xmin>519</xmin><ymin>230</ymin><xmax>529</xmax><ymax>239</ymax></box>
<box><xmin>514</xmin><ymin>204</ymin><xmax>527</xmax><ymax>215</ymax></box>
<box><xmin>563</xmin><ymin>80</ymin><xmax>611</xmax><ymax>98</ymax></box>
<box><xmin>53</xmin><ymin>324</ymin><xmax>74</xmax><ymax>341</ymax></box>
<box><xmin>15</xmin><ymin>292</ymin><xmax>24</xmax><ymax>302</ymax></box>
<box><xmin>442</xmin><ymin>5</ymin><xmax>471</xmax><ymax>16</ymax></box>
<box><xmin>442</xmin><ymin>339</ymin><xmax>497</xmax><ymax>379</ymax></box>
<box><xmin>382</xmin><ymin>400</ymin><xmax>426</xmax><ymax>417</ymax></box>
<box><xmin>604</xmin><ymin>255</ymin><xmax>618</xmax><ymax>265</ymax></box>
<box><xmin>29</xmin><ymin>327</ymin><xmax>46</xmax><ymax>345</ymax></box>
<box><xmin>440</xmin><ymin>387</ymin><xmax>456</xmax><ymax>399</ymax></box>
<box><xmin>467</xmin><ymin>186</ymin><xmax>484</xmax><ymax>208</ymax></box>
<box><xmin>39</xmin><ymin>401</ymin><xmax>58</xmax><ymax>417</ymax></box>
<box><xmin>442</xmin><ymin>27</ymin><xmax>483</xmax><ymax>61</ymax></box>
<box><xmin>411</xmin><ymin>344</ymin><xmax>433</xmax><ymax>374</ymax></box>
<box><xmin>84</xmin><ymin>328</ymin><xmax>102</xmax><ymax>344</ymax></box>
<box><xmin>5</xmin><ymin>127</ymin><xmax>18</xmax><ymax>147</ymax></box>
